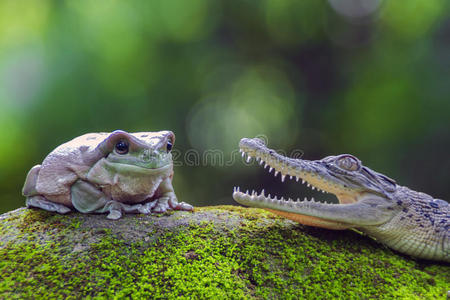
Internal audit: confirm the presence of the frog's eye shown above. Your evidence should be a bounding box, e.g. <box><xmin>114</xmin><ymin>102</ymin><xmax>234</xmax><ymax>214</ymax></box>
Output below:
<box><xmin>336</xmin><ymin>155</ymin><xmax>360</xmax><ymax>171</ymax></box>
<box><xmin>115</xmin><ymin>140</ymin><xmax>129</xmax><ymax>155</ymax></box>
<box><xmin>166</xmin><ymin>141</ymin><xmax>173</xmax><ymax>153</ymax></box>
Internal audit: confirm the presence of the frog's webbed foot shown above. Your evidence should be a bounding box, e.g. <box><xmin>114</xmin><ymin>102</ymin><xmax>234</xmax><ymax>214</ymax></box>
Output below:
<box><xmin>103</xmin><ymin>201</ymin><xmax>160</xmax><ymax>219</ymax></box>
<box><xmin>153</xmin><ymin>177</ymin><xmax>193</xmax><ymax>213</ymax></box>
<box><xmin>107</xmin><ymin>209</ymin><xmax>122</xmax><ymax>220</ymax></box>
<box><xmin>169</xmin><ymin>197</ymin><xmax>193</xmax><ymax>211</ymax></box>
<box><xmin>119</xmin><ymin>201</ymin><xmax>158</xmax><ymax>215</ymax></box>
<box><xmin>152</xmin><ymin>196</ymin><xmax>193</xmax><ymax>213</ymax></box>
<box><xmin>138</xmin><ymin>201</ymin><xmax>158</xmax><ymax>214</ymax></box>
<box><xmin>151</xmin><ymin>197</ymin><xmax>171</xmax><ymax>213</ymax></box>
<box><xmin>26</xmin><ymin>196</ymin><xmax>72</xmax><ymax>214</ymax></box>
<box><xmin>101</xmin><ymin>198</ymin><xmax>190</xmax><ymax>217</ymax></box>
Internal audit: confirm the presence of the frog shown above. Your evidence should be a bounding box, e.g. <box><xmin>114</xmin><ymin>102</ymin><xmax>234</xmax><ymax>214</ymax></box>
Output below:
<box><xmin>22</xmin><ymin>130</ymin><xmax>193</xmax><ymax>219</ymax></box>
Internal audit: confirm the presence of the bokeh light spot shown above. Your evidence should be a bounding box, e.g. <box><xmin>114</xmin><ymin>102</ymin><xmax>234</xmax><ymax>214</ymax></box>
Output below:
<box><xmin>160</xmin><ymin>0</ymin><xmax>217</xmax><ymax>42</ymax></box>
<box><xmin>187</xmin><ymin>65</ymin><xmax>301</xmax><ymax>154</ymax></box>
<box><xmin>328</xmin><ymin>0</ymin><xmax>382</xmax><ymax>19</ymax></box>
<box><xmin>0</xmin><ymin>0</ymin><xmax>49</xmax><ymax>49</ymax></box>
<box><xmin>265</xmin><ymin>0</ymin><xmax>325</xmax><ymax>46</ymax></box>
<box><xmin>381</xmin><ymin>0</ymin><xmax>445</xmax><ymax>40</ymax></box>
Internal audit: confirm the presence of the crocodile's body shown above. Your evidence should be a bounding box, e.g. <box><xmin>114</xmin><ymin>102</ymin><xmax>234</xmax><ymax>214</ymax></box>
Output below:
<box><xmin>233</xmin><ymin>138</ymin><xmax>449</xmax><ymax>262</ymax></box>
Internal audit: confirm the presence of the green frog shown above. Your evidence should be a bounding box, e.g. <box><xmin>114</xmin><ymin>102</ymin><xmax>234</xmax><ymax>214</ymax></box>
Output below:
<box><xmin>22</xmin><ymin>130</ymin><xmax>193</xmax><ymax>219</ymax></box>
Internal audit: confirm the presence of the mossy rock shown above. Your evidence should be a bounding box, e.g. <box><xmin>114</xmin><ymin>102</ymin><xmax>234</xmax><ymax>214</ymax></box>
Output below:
<box><xmin>0</xmin><ymin>206</ymin><xmax>448</xmax><ymax>299</ymax></box>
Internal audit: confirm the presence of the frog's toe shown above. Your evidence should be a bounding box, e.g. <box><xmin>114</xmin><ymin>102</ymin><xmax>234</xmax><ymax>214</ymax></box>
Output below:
<box><xmin>107</xmin><ymin>209</ymin><xmax>122</xmax><ymax>220</ymax></box>
<box><xmin>56</xmin><ymin>205</ymin><xmax>72</xmax><ymax>214</ymax></box>
<box><xmin>138</xmin><ymin>201</ymin><xmax>157</xmax><ymax>214</ymax></box>
<box><xmin>152</xmin><ymin>197</ymin><xmax>171</xmax><ymax>213</ymax></box>
<box><xmin>172</xmin><ymin>201</ymin><xmax>193</xmax><ymax>211</ymax></box>
<box><xmin>168</xmin><ymin>197</ymin><xmax>193</xmax><ymax>211</ymax></box>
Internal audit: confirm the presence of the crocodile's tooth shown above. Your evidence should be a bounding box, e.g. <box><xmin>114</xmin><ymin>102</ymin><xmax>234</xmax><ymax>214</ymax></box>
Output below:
<box><xmin>302</xmin><ymin>179</ymin><xmax>305</xmax><ymax>184</ymax></box>
<box><xmin>246</xmin><ymin>156</ymin><xmax>252</xmax><ymax>163</ymax></box>
<box><xmin>311</xmin><ymin>197</ymin><xmax>315</xmax><ymax>202</ymax></box>
<box><xmin>268</xmin><ymin>193</ymin><xmax>272</xmax><ymax>199</ymax></box>
<box><xmin>289</xmin><ymin>175</ymin><xmax>293</xmax><ymax>180</ymax></box>
<box><xmin>264</xmin><ymin>163</ymin><xmax>269</xmax><ymax>169</ymax></box>
<box><xmin>311</xmin><ymin>186</ymin><xmax>315</xmax><ymax>190</ymax></box>
<box><xmin>259</xmin><ymin>159</ymin><xmax>264</xmax><ymax>165</ymax></box>
<box><xmin>245</xmin><ymin>190</ymin><xmax>249</xmax><ymax>195</ymax></box>
<box><xmin>296</xmin><ymin>177</ymin><xmax>299</xmax><ymax>182</ymax></box>
<box><xmin>269</xmin><ymin>167</ymin><xmax>273</xmax><ymax>173</ymax></box>
<box><xmin>304</xmin><ymin>197</ymin><xmax>307</xmax><ymax>202</ymax></box>
<box><xmin>241</xmin><ymin>152</ymin><xmax>245</xmax><ymax>158</ymax></box>
<box><xmin>281</xmin><ymin>175</ymin><xmax>286</xmax><ymax>182</ymax></box>
<box><xmin>260</xmin><ymin>189</ymin><xmax>265</xmax><ymax>197</ymax></box>
<box><xmin>307</xmin><ymin>183</ymin><xmax>311</xmax><ymax>188</ymax></box>
<box><xmin>274</xmin><ymin>171</ymin><xmax>279</xmax><ymax>177</ymax></box>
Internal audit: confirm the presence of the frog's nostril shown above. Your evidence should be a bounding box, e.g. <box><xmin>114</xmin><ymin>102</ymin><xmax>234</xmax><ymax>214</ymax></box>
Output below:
<box><xmin>142</xmin><ymin>150</ymin><xmax>151</xmax><ymax>162</ymax></box>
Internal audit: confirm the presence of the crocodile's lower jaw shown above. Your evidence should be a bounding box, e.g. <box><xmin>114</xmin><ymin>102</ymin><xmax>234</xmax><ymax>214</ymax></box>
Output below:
<box><xmin>265</xmin><ymin>209</ymin><xmax>352</xmax><ymax>230</ymax></box>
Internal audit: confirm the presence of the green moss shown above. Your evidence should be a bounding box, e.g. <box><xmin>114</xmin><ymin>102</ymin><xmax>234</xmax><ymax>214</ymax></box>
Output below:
<box><xmin>0</xmin><ymin>206</ymin><xmax>448</xmax><ymax>299</ymax></box>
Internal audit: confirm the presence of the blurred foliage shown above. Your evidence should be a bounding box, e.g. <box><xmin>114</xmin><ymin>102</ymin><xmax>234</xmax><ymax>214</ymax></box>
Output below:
<box><xmin>0</xmin><ymin>0</ymin><xmax>449</xmax><ymax>213</ymax></box>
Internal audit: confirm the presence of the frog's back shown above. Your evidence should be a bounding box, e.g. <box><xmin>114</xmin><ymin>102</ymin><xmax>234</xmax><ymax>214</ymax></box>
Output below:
<box><xmin>29</xmin><ymin>133</ymin><xmax>108</xmax><ymax>205</ymax></box>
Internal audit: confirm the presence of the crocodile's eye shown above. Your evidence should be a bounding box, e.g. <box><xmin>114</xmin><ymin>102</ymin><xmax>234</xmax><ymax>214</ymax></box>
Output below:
<box><xmin>166</xmin><ymin>141</ymin><xmax>173</xmax><ymax>153</ymax></box>
<box><xmin>336</xmin><ymin>155</ymin><xmax>360</xmax><ymax>171</ymax></box>
<box><xmin>115</xmin><ymin>140</ymin><xmax>129</xmax><ymax>155</ymax></box>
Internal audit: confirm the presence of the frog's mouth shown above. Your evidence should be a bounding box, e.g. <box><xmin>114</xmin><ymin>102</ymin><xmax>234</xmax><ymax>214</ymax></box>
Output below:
<box><xmin>106</xmin><ymin>152</ymin><xmax>173</xmax><ymax>170</ymax></box>
<box><xmin>129</xmin><ymin>160</ymin><xmax>172</xmax><ymax>170</ymax></box>
<box><xmin>100</xmin><ymin>158</ymin><xmax>173</xmax><ymax>175</ymax></box>
<box><xmin>111</xmin><ymin>161</ymin><xmax>173</xmax><ymax>173</ymax></box>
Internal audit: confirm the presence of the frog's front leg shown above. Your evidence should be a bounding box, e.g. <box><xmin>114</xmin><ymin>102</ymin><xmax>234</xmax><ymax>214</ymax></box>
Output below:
<box><xmin>71</xmin><ymin>180</ymin><xmax>117</xmax><ymax>219</ymax></box>
<box><xmin>152</xmin><ymin>177</ymin><xmax>193</xmax><ymax>213</ymax></box>
<box><xmin>26</xmin><ymin>195</ymin><xmax>72</xmax><ymax>214</ymax></box>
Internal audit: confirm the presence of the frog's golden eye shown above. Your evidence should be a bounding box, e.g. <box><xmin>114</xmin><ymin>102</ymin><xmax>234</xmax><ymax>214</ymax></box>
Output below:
<box><xmin>336</xmin><ymin>155</ymin><xmax>359</xmax><ymax>171</ymax></box>
<box><xmin>115</xmin><ymin>140</ymin><xmax>129</xmax><ymax>155</ymax></box>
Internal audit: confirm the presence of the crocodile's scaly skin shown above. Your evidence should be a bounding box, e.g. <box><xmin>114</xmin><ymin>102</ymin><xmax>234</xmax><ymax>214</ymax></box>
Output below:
<box><xmin>233</xmin><ymin>138</ymin><xmax>449</xmax><ymax>262</ymax></box>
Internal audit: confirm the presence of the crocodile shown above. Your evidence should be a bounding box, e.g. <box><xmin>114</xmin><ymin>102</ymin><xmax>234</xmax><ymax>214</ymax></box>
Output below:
<box><xmin>232</xmin><ymin>137</ymin><xmax>449</xmax><ymax>262</ymax></box>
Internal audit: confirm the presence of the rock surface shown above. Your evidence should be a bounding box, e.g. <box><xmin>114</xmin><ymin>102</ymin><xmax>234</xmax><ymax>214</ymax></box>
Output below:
<box><xmin>0</xmin><ymin>206</ymin><xmax>448</xmax><ymax>298</ymax></box>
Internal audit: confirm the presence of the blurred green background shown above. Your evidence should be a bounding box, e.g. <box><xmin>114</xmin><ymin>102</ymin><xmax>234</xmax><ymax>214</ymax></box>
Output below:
<box><xmin>1</xmin><ymin>0</ymin><xmax>449</xmax><ymax>214</ymax></box>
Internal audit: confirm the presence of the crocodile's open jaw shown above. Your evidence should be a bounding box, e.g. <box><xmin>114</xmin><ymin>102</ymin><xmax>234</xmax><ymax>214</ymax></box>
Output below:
<box><xmin>233</xmin><ymin>139</ymin><xmax>363</xmax><ymax>206</ymax></box>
